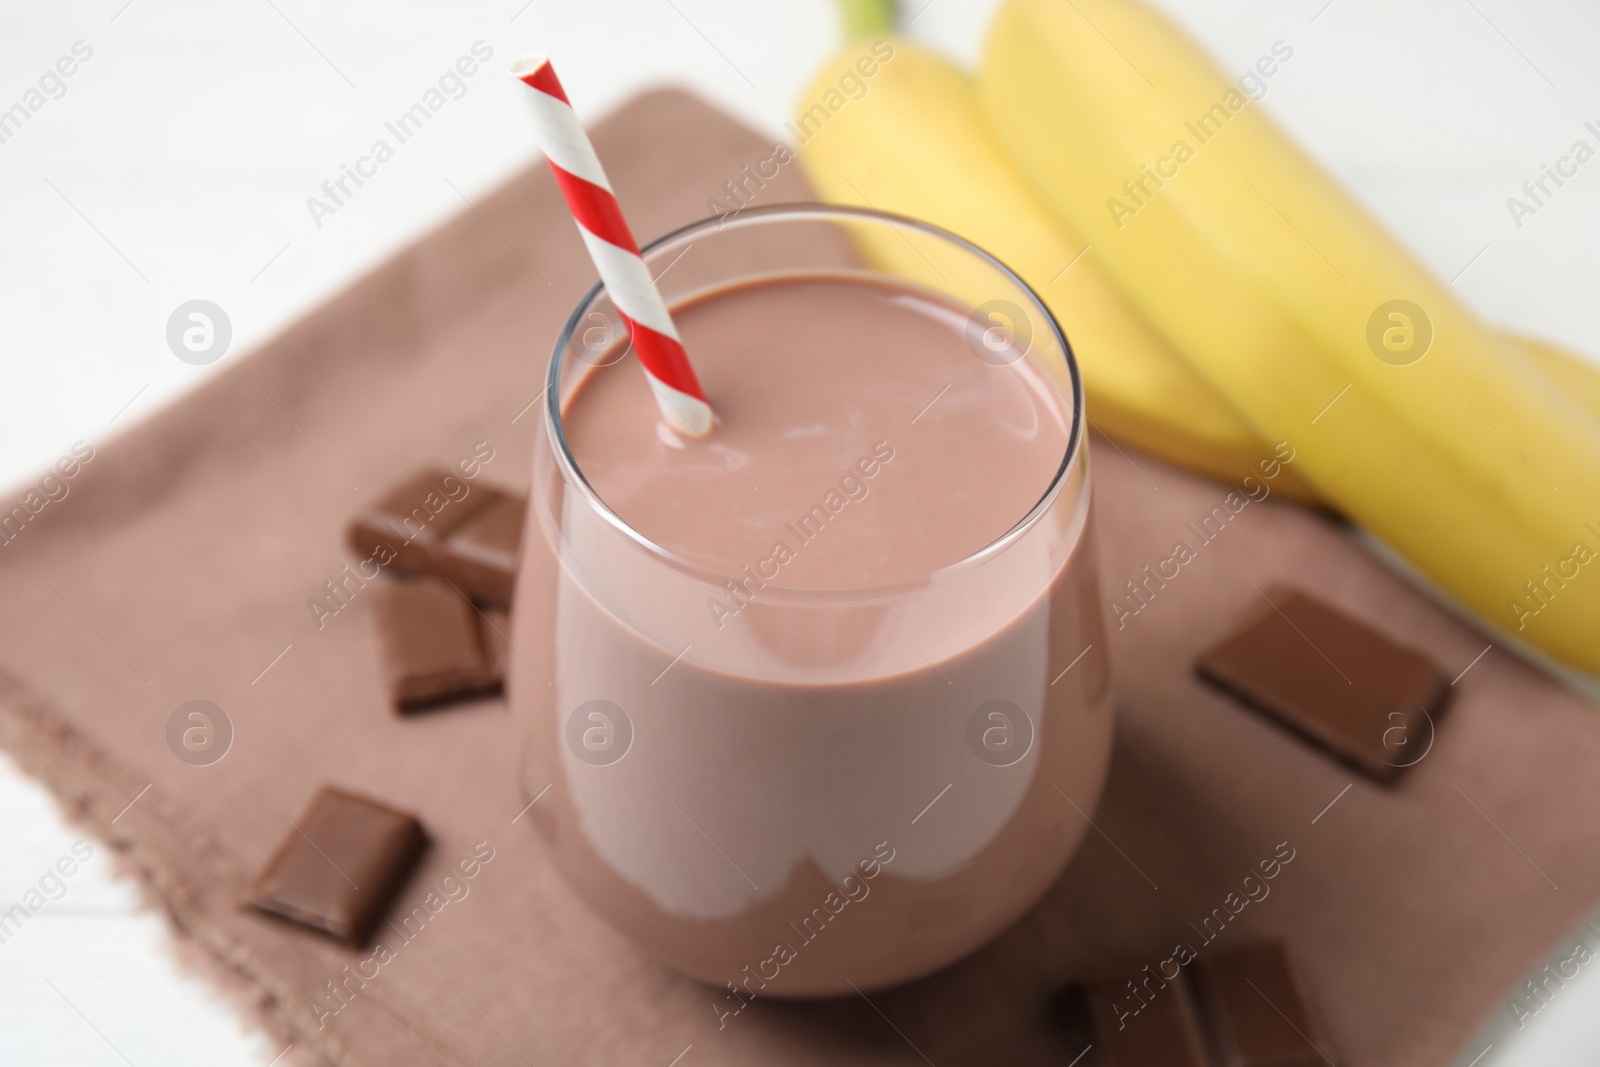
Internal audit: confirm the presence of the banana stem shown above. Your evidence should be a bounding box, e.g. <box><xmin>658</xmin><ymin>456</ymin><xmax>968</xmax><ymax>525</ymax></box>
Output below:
<box><xmin>836</xmin><ymin>0</ymin><xmax>896</xmax><ymax>38</ymax></box>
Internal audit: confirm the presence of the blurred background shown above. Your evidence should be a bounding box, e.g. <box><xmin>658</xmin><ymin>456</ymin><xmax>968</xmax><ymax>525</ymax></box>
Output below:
<box><xmin>2</xmin><ymin>0</ymin><xmax>1598</xmax><ymax>1063</ymax></box>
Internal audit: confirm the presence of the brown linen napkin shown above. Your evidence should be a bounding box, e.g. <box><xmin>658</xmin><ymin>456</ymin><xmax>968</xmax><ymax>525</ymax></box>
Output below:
<box><xmin>1</xmin><ymin>88</ymin><xmax>1596</xmax><ymax>1067</ymax></box>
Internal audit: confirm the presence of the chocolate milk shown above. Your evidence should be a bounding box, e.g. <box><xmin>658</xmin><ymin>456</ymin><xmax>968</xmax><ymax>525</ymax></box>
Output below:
<box><xmin>511</xmin><ymin>275</ymin><xmax>1112</xmax><ymax>997</ymax></box>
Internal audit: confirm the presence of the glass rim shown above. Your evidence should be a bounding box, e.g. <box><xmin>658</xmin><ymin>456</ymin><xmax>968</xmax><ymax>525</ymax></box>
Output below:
<box><xmin>544</xmin><ymin>201</ymin><xmax>1087</xmax><ymax>600</ymax></box>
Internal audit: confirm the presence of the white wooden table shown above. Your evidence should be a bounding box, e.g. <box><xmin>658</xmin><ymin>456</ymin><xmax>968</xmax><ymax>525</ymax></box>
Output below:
<box><xmin>2</xmin><ymin>1</ymin><xmax>1597</xmax><ymax>1063</ymax></box>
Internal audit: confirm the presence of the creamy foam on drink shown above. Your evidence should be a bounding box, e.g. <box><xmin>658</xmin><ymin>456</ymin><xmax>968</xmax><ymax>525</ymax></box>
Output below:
<box><xmin>566</xmin><ymin>275</ymin><xmax>1072</xmax><ymax>592</ymax></box>
<box><xmin>513</xmin><ymin>272</ymin><xmax>1112</xmax><ymax>996</ymax></box>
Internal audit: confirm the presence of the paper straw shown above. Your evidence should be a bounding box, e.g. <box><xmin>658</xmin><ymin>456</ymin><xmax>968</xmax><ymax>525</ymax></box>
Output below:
<box><xmin>510</xmin><ymin>53</ymin><xmax>715</xmax><ymax>436</ymax></box>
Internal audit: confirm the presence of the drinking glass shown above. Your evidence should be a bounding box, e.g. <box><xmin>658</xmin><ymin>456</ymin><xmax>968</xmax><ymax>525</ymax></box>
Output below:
<box><xmin>508</xmin><ymin>204</ymin><xmax>1113</xmax><ymax>996</ymax></box>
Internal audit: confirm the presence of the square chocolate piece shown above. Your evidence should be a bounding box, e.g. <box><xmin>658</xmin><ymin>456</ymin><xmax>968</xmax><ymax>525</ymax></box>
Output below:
<box><xmin>1191</xmin><ymin>940</ymin><xmax>1337</xmax><ymax>1066</ymax></box>
<box><xmin>347</xmin><ymin>467</ymin><xmax>496</xmax><ymax>576</ymax></box>
<box><xmin>249</xmin><ymin>787</ymin><xmax>426</xmax><ymax>945</ymax></box>
<box><xmin>436</xmin><ymin>491</ymin><xmax>524</xmax><ymax>608</ymax></box>
<box><xmin>1052</xmin><ymin>975</ymin><xmax>1211</xmax><ymax>1067</ymax></box>
<box><xmin>372</xmin><ymin>578</ymin><xmax>500</xmax><ymax>710</ymax></box>
<box><xmin>1196</xmin><ymin>588</ymin><xmax>1448</xmax><ymax>782</ymax></box>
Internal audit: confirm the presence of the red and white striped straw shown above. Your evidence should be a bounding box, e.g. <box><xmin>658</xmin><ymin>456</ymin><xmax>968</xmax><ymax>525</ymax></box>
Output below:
<box><xmin>510</xmin><ymin>53</ymin><xmax>714</xmax><ymax>437</ymax></box>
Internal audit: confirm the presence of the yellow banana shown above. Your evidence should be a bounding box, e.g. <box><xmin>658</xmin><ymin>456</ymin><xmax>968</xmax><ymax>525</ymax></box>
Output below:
<box><xmin>980</xmin><ymin>0</ymin><xmax>1600</xmax><ymax>672</ymax></box>
<box><xmin>793</xmin><ymin>36</ymin><xmax>1319</xmax><ymax>500</ymax></box>
<box><xmin>1515</xmin><ymin>335</ymin><xmax>1600</xmax><ymax>420</ymax></box>
<box><xmin>792</xmin><ymin>34</ymin><xmax>1600</xmax><ymax>505</ymax></box>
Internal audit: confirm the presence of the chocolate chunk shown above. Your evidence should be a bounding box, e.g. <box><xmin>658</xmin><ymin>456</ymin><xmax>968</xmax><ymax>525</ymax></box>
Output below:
<box><xmin>372</xmin><ymin>578</ymin><xmax>500</xmax><ymax>710</ymax></box>
<box><xmin>435</xmin><ymin>491</ymin><xmax>524</xmax><ymax>608</ymax></box>
<box><xmin>1052</xmin><ymin>975</ymin><xmax>1211</xmax><ymax>1067</ymax></box>
<box><xmin>1191</xmin><ymin>940</ymin><xmax>1336</xmax><ymax>1066</ymax></box>
<box><xmin>1196</xmin><ymin>588</ymin><xmax>1448</xmax><ymax>782</ymax></box>
<box><xmin>248</xmin><ymin>787</ymin><xmax>426</xmax><ymax>945</ymax></box>
<box><xmin>347</xmin><ymin>467</ymin><xmax>526</xmax><ymax>608</ymax></box>
<box><xmin>346</xmin><ymin>467</ymin><xmax>496</xmax><ymax>578</ymax></box>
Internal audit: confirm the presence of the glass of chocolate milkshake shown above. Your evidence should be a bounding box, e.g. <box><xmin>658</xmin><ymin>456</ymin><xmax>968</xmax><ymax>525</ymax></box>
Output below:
<box><xmin>508</xmin><ymin>204</ymin><xmax>1112</xmax><ymax>998</ymax></box>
